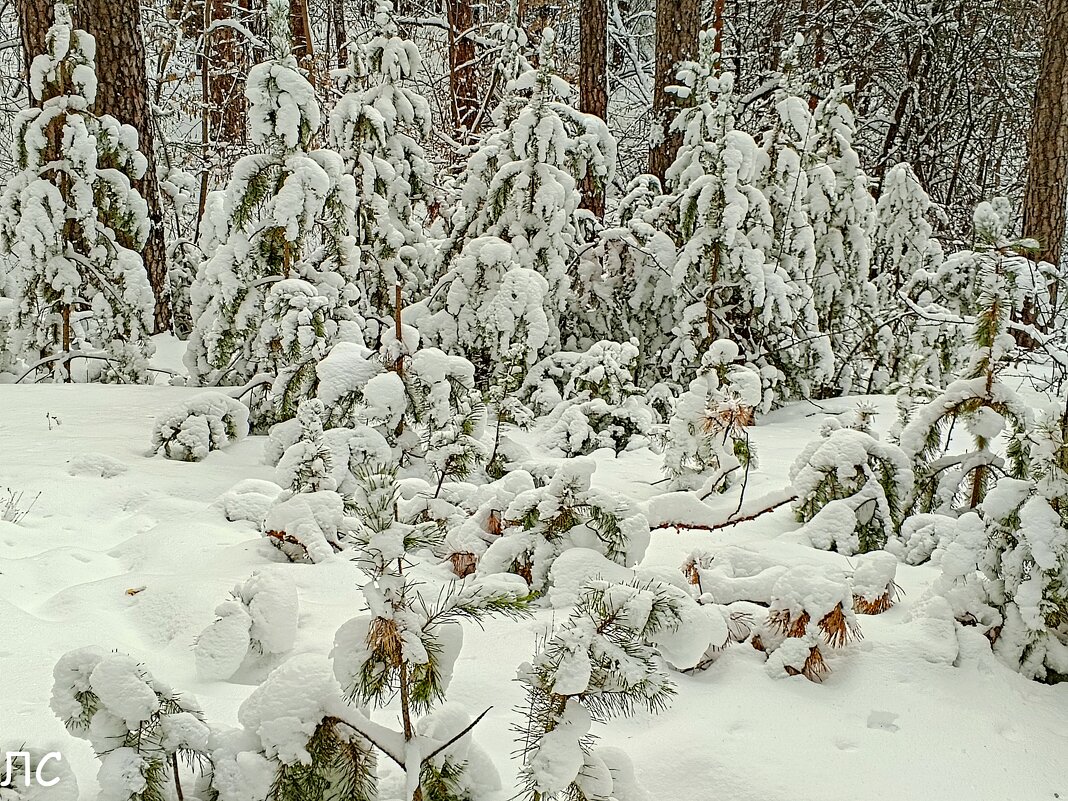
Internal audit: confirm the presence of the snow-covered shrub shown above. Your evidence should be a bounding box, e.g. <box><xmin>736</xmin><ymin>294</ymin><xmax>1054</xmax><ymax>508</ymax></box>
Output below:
<box><xmin>209</xmin><ymin>653</ymin><xmax>378</xmax><ymax>801</ymax></box>
<box><xmin>151</xmin><ymin>392</ymin><xmax>250</xmax><ymax>462</ymax></box>
<box><xmin>309</xmin><ymin>328</ymin><xmax>487</xmax><ymax>493</ymax></box>
<box><xmin>329</xmin><ymin>0</ymin><xmax>433</xmax><ymax>328</ymax></box>
<box><xmin>194</xmin><ymin>571</ymin><xmax>299</xmax><ymax>681</ymax></box>
<box><xmin>274</xmin><ymin>399</ymin><xmax>336</xmax><ymax>493</ymax></box>
<box><xmin>0</xmin><ymin>296</ymin><xmax>20</xmax><ymax>379</ymax></box>
<box><xmin>515</xmin><ymin>579</ymin><xmax>682</xmax><ymax>801</ymax></box>
<box><xmin>887</xmin><ymin>512</ymin><xmax>959</xmax><ymax>565</ymax></box>
<box><xmin>51</xmin><ymin>648</ymin><xmax>212</xmax><ymax>800</ymax></box>
<box><xmin>790</xmin><ymin>423</ymin><xmax>913</xmax><ymax>554</ymax></box>
<box><xmin>538</xmin><ymin>340</ymin><xmax>654</xmax><ymax>456</ymax></box>
<box><xmin>434</xmin><ymin>470</ymin><xmax>533</xmax><ymax>568</ymax></box>
<box><xmin>478</xmin><ymin>457</ymin><xmax>650</xmax><ymax>594</ymax></box>
<box><xmin>263</xmin><ymin>485</ymin><xmax>347</xmax><ymax>563</ymax></box>
<box><xmin>896</xmin><ymin>236</ymin><xmax>1031</xmax><ymax>516</ymax></box>
<box><xmin>186</xmin><ymin>0</ymin><xmax>359</xmax><ymax>425</ymax></box>
<box><xmin>753</xmin><ymin>567</ymin><xmax>861</xmax><ymax>682</ymax></box>
<box><xmin>662</xmin><ymin>340</ymin><xmax>761</xmax><ymax>492</ymax></box>
<box><xmin>0</xmin><ymin>4</ymin><xmax>155</xmax><ymax>383</ymax></box>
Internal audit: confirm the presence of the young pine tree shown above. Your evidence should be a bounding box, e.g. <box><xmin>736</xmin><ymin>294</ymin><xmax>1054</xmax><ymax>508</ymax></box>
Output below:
<box><xmin>0</xmin><ymin>4</ymin><xmax>155</xmax><ymax>383</ymax></box>
<box><xmin>516</xmin><ymin>579</ymin><xmax>682</xmax><ymax>801</ymax></box>
<box><xmin>896</xmin><ymin>217</ymin><xmax>1033</xmax><ymax>515</ymax></box>
<box><xmin>434</xmin><ymin>28</ymin><xmax>614</xmax><ymax>358</ymax></box>
<box><xmin>332</xmin><ymin>463</ymin><xmax>530</xmax><ymax>800</ymax></box>
<box><xmin>186</xmin><ymin>0</ymin><xmax>359</xmax><ymax>425</ymax></box>
<box><xmin>805</xmin><ymin>84</ymin><xmax>878</xmax><ymax>395</ymax></box>
<box><xmin>328</xmin><ymin>0</ymin><xmax>433</xmax><ymax>332</ymax></box>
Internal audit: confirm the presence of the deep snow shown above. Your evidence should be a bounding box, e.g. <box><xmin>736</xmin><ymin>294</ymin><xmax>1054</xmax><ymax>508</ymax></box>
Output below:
<box><xmin>2</xmin><ymin>382</ymin><xmax>1068</xmax><ymax>800</ymax></box>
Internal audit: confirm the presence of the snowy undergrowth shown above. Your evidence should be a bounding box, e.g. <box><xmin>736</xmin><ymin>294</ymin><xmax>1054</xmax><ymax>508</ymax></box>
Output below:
<box><xmin>2</xmin><ymin>383</ymin><xmax>1068</xmax><ymax>800</ymax></box>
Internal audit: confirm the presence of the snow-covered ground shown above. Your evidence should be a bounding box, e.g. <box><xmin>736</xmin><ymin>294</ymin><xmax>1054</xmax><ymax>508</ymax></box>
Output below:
<box><xmin>3</xmin><ymin>383</ymin><xmax>1068</xmax><ymax>800</ymax></box>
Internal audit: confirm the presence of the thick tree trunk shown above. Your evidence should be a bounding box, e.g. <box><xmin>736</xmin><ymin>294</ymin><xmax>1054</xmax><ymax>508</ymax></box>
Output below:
<box><xmin>648</xmin><ymin>0</ymin><xmax>700</xmax><ymax>184</ymax></box>
<box><xmin>15</xmin><ymin>0</ymin><xmax>50</xmax><ymax>88</ymax></box>
<box><xmin>446</xmin><ymin>0</ymin><xmax>479</xmax><ymax>144</ymax></box>
<box><xmin>1023</xmin><ymin>0</ymin><xmax>1068</xmax><ymax>292</ymax></box>
<box><xmin>19</xmin><ymin>0</ymin><xmax>171</xmax><ymax>332</ymax></box>
<box><xmin>77</xmin><ymin>0</ymin><xmax>171</xmax><ymax>332</ymax></box>
<box><xmin>579</xmin><ymin>0</ymin><xmax>608</xmax><ymax>217</ymax></box>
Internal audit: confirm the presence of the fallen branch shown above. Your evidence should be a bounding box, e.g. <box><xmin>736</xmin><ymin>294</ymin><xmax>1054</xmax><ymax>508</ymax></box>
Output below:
<box><xmin>653</xmin><ymin>492</ymin><xmax>797</xmax><ymax>533</ymax></box>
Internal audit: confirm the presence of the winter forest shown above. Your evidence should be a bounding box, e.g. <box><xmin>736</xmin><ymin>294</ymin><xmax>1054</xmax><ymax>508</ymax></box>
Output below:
<box><xmin>2</xmin><ymin>0</ymin><xmax>1068</xmax><ymax>797</ymax></box>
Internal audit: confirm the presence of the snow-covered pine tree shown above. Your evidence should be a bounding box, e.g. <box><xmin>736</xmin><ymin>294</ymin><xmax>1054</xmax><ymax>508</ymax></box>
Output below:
<box><xmin>51</xmin><ymin>648</ymin><xmax>213</xmax><ymax>800</ymax></box>
<box><xmin>933</xmin><ymin>407</ymin><xmax>1068</xmax><ymax>681</ymax></box>
<box><xmin>596</xmin><ymin>175</ymin><xmax>678</xmax><ymax>381</ymax></box>
<box><xmin>515</xmin><ymin>579</ymin><xmax>682</xmax><ymax>801</ymax></box>
<box><xmin>756</xmin><ymin>41</ymin><xmax>833</xmax><ymax>400</ymax></box>
<box><xmin>194</xmin><ymin>570</ymin><xmax>299</xmax><ymax>681</ymax></box>
<box><xmin>805</xmin><ymin>84</ymin><xmax>878</xmax><ymax>395</ymax></box>
<box><xmin>186</xmin><ymin>0</ymin><xmax>360</xmax><ymax>426</ymax></box>
<box><xmin>419</xmin><ymin>235</ymin><xmax>551</xmax><ymax>391</ymax></box>
<box><xmin>431</xmin><ymin>27</ymin><xmax>614</xmax><ymax>361</ymax></box>
<box><xmin>868</xmin><ymin>162</ymin><xmax>946</xmax><ymax>389</ymax></box>
<box><xmin>790</xmin><ymin>412</ymin><xmax>914</xmax><ymax>555</ymax></box>
<box><xmin>656</xmin><ymin>52</ymin><xmax>804</xmax><ymax>404</ymax></box>
<box><xmin>477</xmin><ymin>457</ymin><xmax>650</xmax><ymax>594</ymax></box>
<box><xmin>265</xmin><ymin>399</ymin><xmax>350</xmax><ymax>562</ymax></box>
<box><xmin>538</xmin><ymin>339</ymin><xmax>656</xmax><ymax>457</ymax></box>
<box><xmin>896</xmin><ymin>215</ymin><xmax>1032</xmax><ymax>516</ymax></box>
<box><xmin>0</xmin><ymin>4</ymin><xmax>155</xmax><ymax>383</ymax></box>
<box><xmin>332</xmin><ymin>461</ymin><xmax>530</xmax><ymax>799</ymax></box>
<box><xmin>661</xmin><ymin>339</ymin><xmax>761</xmax><ymax>492</ymax></box>
<box><xmin>328</xmin><ymin>0</ymin><xmax>433</xmax><ymax>333</ymax></box>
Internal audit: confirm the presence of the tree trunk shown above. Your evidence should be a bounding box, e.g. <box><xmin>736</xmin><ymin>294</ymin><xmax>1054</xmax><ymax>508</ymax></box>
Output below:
<box><xmin>648</xmin><ymin>0</ymin><xmax>700</xmax><ymax>184</ymax></box>
<box><xmin>579</xmin><ymin>0</ymin><xmax>608</xmax><ymax>217</ymax></box>
<box><xmin>76</xmin><ymin>0</ymin><xmax>171</xmax><ymax>332</ymax></box>
<box><xmin>1023</xmin><ymin>0</ymin><xmax>1068</xmax><ymax>295</ymax></box>
<box><xmin>207</xmin><ymin>0</ymin><xmax>254</xmax><ymax>149</ymax></box>
<box><xmin>15</xmin><ymin>0</ymin><xmax>51</xmax><ymax>91</ymax></box>
<box><xmin>446</xmin><ymin>0</ymin><xmax>479</xmax><ymax>144</ymax></box>
<box><xmin>289</xmin><ymin>0</ymin><xmax>315</xmax><ymax>79</ymax></box>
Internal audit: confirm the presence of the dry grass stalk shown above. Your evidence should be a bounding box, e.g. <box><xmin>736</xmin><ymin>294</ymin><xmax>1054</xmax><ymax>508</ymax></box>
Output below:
<box><xmin>486</xmin><ymin>510</ymin><xmax>503</xmax><ymax>537</ymax></box>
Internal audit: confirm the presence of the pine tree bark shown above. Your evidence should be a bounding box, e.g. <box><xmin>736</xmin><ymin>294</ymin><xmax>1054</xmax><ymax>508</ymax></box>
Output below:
<box><xmin>15</xmin><ymin>0</ymin><xmax>50</xmax><ymax>89</ymax></box>
<box><xmin>446</xmin><ymin>0</ymin><xmax>479</xmax><ymax>144</ymax></box>
<box><xmin>579</xmin><ymin>0</ymin><xmax>608</xmax><ymax>217</ymax></box>
<box><xmin>1023</xmin><ymin>0</ymin><xmax>1068</xmax><ymax>290</ymax></box>
<box><xmin>648</xmin><ymin>0</ymin><xmax>700</xmax><ymax>184</ymax></box>
<box><xmin>77</xmin><ymin>0</ymin><xmax>171</xmax><ymax>332</ymax></box>
<box><xmin>289</xmin><ymin>0</ymin><xmax>315</xmax><ymax>78</ymax></box>
<box><xmin>18</xmin><ymin>0</ymin><xmax>171</xmax><ymax>332</ymax></box>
